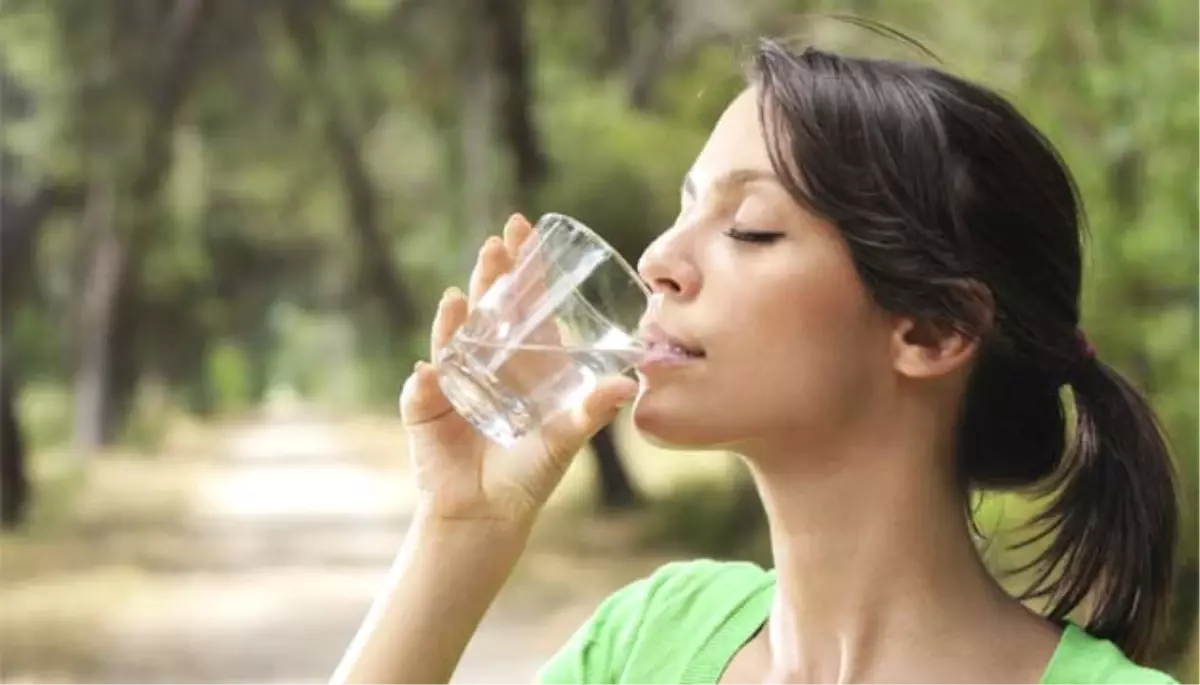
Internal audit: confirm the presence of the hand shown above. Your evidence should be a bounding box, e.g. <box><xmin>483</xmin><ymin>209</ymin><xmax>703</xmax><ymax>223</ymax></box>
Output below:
<box><xmin>399</xmin><ymin>213</ymin><xmax>638</xmax><ymax>529</ymax></box>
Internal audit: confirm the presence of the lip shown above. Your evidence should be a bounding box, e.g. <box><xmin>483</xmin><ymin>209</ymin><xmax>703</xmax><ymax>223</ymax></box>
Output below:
<box><xmin>636</xmin><ymin>322</ymin><xmax>705</xmax><ymax>370</ymax></box>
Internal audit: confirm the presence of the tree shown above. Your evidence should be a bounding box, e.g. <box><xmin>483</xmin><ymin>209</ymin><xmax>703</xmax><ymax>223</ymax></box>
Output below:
<box><xmin>67</xmin><ymin>0</ymin><xmax>214</xmax><ymax>450</ymax></box>
<box><xmin>281</xmin><ymin>0</ymin><xmax>419</xmax><ymax>341</ymax></box>
<box><xmin>0</xmin><ymin>353</ymin><xmax>29</xmax><ymax>529</ymax></box>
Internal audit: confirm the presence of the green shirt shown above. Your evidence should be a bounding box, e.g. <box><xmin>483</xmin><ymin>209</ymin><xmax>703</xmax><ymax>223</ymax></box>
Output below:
<box><xmin>538</xmin><ymin>559</ymin><xmax>1177</xmax><ymax>684</ymax></box>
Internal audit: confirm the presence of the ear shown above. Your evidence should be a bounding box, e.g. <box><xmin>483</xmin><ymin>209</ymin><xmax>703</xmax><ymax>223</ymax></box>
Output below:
<box><xmin>891</xmin><ymin>282</ymin><xmax>994</xmax><ymax>380</ymax></box>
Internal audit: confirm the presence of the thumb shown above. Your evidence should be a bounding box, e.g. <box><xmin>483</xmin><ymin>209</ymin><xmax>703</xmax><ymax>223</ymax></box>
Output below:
<box><xmin>565</xmin><ymin>375</ymin><xmax>639</xmax><ymax>439</ymax></box>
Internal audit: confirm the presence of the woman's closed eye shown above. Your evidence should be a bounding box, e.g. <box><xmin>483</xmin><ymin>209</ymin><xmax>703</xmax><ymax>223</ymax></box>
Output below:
<box><xmin>724</xmin><ymin>227</ymin><xmax>784</xmax><ymax>244</ymax></box>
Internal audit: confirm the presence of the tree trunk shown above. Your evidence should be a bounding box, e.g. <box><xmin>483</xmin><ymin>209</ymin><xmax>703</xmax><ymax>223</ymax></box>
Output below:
<box><xmin>590</xmin><ymin>421</ymin><xmax>641</xmax><ymax>509</ymax></box>
<box><xmin>480</xmin><ymin>0</ymin><xmax>548</xmax><ymax>208</ymax></box>
<box><xmin>104</xmin><ymin>274</ymin><xmax>145</xmax><ymax>442</ymax></box>
<box><xmin>326</xmin><ymin>118</ymin><xmax>419</xmax><ymax>330</ymax></box>
<box><xmin>69</xmin><ymin>0</ymin><xmax>213</xmax><ymax>449</ymax></box>
<box><xmin>627</xmin><ymin>0</ymin><xmax>677</xmax><ymax>111</ymax></box>
<box><xmin>73</xmin><ymin>182</ymin><xmax>123</xmax><ymax>452</ymax></box>
<box><xmin>282</xmin><ymin>0</ymin><xmax>419</xmax><ymax>333</ymax></box>
<box><xmin>0</xmin><ymin>353</ymin><xmax>30</xmax><ymax>529</ymax></box>
<box><xmin>460</xmin><ymin>2</ymin><xmax>498</xmax><ymax>262</ymax></box>
<box><xmin>593</xmin><ymin>0</ymin><xmax>632</xmax><ymax>75</ymax></box>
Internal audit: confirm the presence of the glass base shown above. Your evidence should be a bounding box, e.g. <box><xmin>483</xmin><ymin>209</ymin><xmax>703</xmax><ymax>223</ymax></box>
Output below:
<box><xmin>435</xmin><ymin>347</ymin><xmax>538</xmax><ymax>448</ymax></box>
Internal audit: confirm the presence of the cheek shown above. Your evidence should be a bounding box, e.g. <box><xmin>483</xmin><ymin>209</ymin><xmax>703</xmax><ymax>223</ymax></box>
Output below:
<box><xmin>754</xmin><ymin>263</ymin><xmax>883</xmax><ymax>384</ymax></box>
<box><xmin>712</xmin><ymin>252</ymin><xmax>887</xmax><ymax>428</ymax></box>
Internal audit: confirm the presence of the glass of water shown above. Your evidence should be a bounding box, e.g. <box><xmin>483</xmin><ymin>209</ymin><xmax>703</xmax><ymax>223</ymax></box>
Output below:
<box><xmin>435</xmin><ymin>213</ymin><xmax>650</xmax><ymax>447</ymax></box>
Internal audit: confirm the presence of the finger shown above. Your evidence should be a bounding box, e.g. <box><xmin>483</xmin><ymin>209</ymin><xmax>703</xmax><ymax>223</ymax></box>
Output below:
<box><xmin>504</xmin><ymin>215</ymin><xmax>550</xmax><ymax>333</ymax></box>
<box><xmin>430</xmin><ymin>287</ymin><xmax>468</xmax><ymax>360</ymax></box>
<box><xmin>468</xmin><ymin>236</ymin><xmax>511</xmax><ymax>308</ymax></box>
<box><xmin>399</xmin><ymin>361</ymin><xmax>455</xmax><ymax>426</ymax></box>
<box><xmin>502</xmin><ymin>213</ymin><xmax>534</xmax><ymax>262</ymax></box>
<box><xmin>544</xmin><ymin>376</ymin><xmax>639</xmax><ymax>460</ymax></box>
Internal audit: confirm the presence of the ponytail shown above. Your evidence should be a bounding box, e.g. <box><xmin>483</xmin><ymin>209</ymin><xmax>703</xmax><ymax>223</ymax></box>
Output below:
<box><xmin>1017</xmin><ymin>357</ymin><xmax>1179</xmax><ymax>662</ymax></box>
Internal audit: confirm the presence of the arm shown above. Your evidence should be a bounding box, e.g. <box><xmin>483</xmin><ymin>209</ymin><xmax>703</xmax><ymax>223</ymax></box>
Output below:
<box><xmin>332</xmin><ymin>214</ymin><xmax>634</xmax><ymax>684</ymax></box>
<box><xmin>331</xmin><ymin>508</ymin><xmax>528</xmax><ymax>684</ymax></box>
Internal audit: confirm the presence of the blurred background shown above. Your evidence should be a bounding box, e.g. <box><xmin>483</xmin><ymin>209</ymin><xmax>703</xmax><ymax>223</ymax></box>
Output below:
<box><xmin>0</xmin><ymin>0</ymin><xmax>1195</xmax><ymax>682</ymax></box>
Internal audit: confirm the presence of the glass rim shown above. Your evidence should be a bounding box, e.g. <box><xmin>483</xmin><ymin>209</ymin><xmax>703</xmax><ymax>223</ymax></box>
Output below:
<box><xmin>536</xmin><ymin>212</ymin><xmax>652</xmax><ymax>300</ymax></box>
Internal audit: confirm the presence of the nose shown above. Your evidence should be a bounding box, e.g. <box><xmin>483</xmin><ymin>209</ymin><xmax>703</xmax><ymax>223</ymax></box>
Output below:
<box><xmin>637</xmin><ymin>227</ymin><xmax>700</xmax><ymax>299</ymax></box>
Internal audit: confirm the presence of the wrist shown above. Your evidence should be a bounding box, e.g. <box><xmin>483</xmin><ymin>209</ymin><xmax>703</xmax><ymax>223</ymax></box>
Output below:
<box><xmin>334</xmin><ymin>501</ymin><xmax>530</xmax><ymax>684</ymax></box>
<box><xmin>408</xmin><ymin>500</ymin><xmax>533</xmax><ymax>555</ymax></box>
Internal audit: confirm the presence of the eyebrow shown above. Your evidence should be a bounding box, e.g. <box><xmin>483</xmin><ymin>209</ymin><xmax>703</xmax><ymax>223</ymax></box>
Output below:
<box><xmin>681</xmin><ymin>168</ymin><xmax>778</xmax><ymax>198</ymax></box>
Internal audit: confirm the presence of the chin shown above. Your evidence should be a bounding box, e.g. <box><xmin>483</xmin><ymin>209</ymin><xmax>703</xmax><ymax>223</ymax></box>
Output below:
<box><xmin>630</xmin><ymin>393</ymin><xmax>738</xmax><ymax>450</ymax></box>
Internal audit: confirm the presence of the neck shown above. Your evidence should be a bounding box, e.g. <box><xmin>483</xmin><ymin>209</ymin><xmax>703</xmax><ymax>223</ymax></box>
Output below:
<box><xmin>741</xmin><ymin>406</ymin><xmax>1015</xmax><ymax>682</ymax></box>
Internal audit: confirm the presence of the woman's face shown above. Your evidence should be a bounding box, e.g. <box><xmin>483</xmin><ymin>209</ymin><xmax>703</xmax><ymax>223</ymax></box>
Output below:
<box><xmin>632</xmin><ymin>89</ymin><xmax>896</xmax><ymax>451</ymax></box>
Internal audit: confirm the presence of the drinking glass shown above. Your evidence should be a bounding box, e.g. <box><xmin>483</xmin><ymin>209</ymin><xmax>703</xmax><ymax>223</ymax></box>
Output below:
<box><xmin>436</xmin><ymin>213</ymin><xmax>650</xmax><ymax>447</ymax></box>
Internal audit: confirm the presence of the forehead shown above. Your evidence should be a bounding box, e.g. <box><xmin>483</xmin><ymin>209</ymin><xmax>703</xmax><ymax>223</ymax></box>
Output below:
<box><xmin>689</xmin><ymin>88</ymin><xmax>776</xmax><ymax>186</ymax></box>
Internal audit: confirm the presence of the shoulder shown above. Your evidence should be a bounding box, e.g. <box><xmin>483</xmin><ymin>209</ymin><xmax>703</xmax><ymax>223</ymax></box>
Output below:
<box><xmin>537</xmin><ymin>559</ymin><xmax>772</xmax><ymax>684</ymax></box>
<box><xmin>566</xmin><ymin>557</ymin><xmax>771</xmax><ymax>634</ymax></box>
<box><xmin>628</xmin><ymin>557</ymin><xmax>771</xmax><ymax>613</ymax></box>
<box><xmin>1043</xmin><ymin>624</ymin><xmax>1179</xmax><ymax>684</ymax></box>
<box><xmin>595</xmin><ymin>557</ymin><xmax>771</xmax><ymax>627</ymax></box>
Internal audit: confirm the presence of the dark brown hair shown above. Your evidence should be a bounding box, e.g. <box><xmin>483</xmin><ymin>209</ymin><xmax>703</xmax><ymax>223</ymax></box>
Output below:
<box><xmin>750</xmin><ymin>39</ymin><xmax>1178</xmax><ymax>661</ymax></box>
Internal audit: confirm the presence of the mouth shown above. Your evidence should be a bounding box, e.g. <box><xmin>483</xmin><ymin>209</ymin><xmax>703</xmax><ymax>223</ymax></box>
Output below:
<box><xmin>637</xmin><ymin>323</ymin><xmax>705</xmax><ymax>369</ymax></box>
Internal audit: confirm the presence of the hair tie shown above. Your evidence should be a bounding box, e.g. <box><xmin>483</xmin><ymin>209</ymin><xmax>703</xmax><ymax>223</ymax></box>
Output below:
<box><xmin>1076</xmin><ymin>329</ymin><xmax>1096</xmax><ymax>362</ymax></box>
<box><xmin>1066</xmin><ymin>329</ymin><xmax>1098</xmax><ymax>384</ymax></box>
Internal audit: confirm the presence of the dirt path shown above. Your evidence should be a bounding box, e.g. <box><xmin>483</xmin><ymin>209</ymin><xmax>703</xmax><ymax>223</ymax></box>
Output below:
<box><xmin>85</xmin><ymin>415</ymin><xmax>655</xmax><ymax>684</ymax></box>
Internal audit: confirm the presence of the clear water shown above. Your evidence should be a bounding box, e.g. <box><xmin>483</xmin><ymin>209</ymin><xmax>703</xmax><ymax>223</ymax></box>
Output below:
<box><xmin>437</xmin><ymin>339</ymin><xmax>643</xmax><ymax>447</ymax></box>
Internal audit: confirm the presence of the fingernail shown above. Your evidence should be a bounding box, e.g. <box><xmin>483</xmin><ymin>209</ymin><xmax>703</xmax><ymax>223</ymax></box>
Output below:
<box><xmin>414</xmin><ymin>360</ymin><xmax>431</xmax><ymax>375</ymax></box>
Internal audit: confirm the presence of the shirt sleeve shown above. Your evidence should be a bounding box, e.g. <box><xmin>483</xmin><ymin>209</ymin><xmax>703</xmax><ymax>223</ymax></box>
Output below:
<box><xmin>535</xmin><ymin>559</ymin><xmax>769</xmax><ymax>684</ymax></box>
<box><xmin>536</xmin><ymin>574</ymin><xmax>655</xmax><ymax>684</ymax></box>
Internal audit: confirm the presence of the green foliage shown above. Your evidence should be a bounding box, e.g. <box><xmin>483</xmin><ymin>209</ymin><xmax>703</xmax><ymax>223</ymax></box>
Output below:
<box><xmin>17</xmin><ymin>383</ymin><xmax>73</xmax><ymax>452</ymax></box>
<box><xmin>205</xmin><ymin>341</ymin><xmax>253</xmax><ymax>412</ymax></box>
<box><xmin>539</xmin><ymin>81</ymin><xmax>708</xmax><ymax>261</ymax></box>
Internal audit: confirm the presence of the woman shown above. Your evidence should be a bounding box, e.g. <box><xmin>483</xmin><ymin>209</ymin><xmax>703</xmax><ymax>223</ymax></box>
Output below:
<box><xmin>333</xmin><ymin>39</ymin><xmax>1180</xmax><ymax>684</ymax></box>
